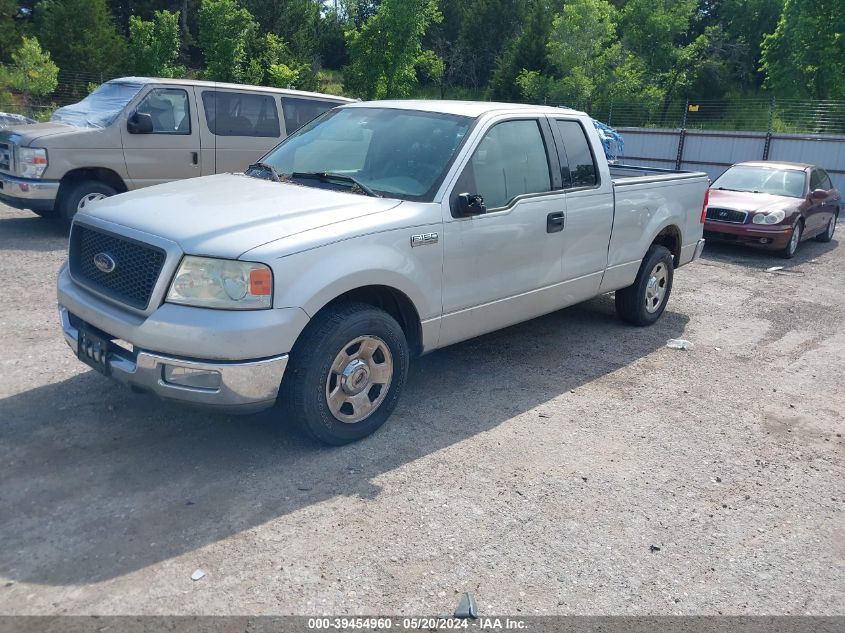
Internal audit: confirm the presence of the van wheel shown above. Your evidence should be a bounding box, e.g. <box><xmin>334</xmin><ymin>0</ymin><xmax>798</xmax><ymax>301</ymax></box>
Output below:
<box><xmin>59</xmin><ymin>180</ymin><xmax>116</xmax><ymax>225</ymax></box>
<box><xmin>615</xmin><ymin>245</ymin><xmax>674</xmax><ymax>326</ymax></box>
<box><xmin>280</xmin><ymin>302</ymin><xmax>409</xmax><ymax>445</ymax></box>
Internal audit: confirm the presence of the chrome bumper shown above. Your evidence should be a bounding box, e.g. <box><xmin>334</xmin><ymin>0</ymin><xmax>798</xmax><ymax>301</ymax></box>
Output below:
<box><xmin>0</xmin><ymin>172</ymin><xmax>59</xmax><ymax>209</ymax></box>
<box><xmin>59</xmin><ymin>306</ymin><xmax>287</xmax><ymax>413</ymax></box>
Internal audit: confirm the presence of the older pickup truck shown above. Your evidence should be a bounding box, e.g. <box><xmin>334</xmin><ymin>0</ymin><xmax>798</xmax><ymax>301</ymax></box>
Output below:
<box><xmin>57</xmin><ymin>100</ymin><xmax>708</xmax><ymax>444</ymax></box>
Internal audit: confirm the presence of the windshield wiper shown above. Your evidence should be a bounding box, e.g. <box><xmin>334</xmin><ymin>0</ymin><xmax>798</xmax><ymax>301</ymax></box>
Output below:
<box><xmin>290</xmin><ymin>171</ymin><xmax>380</xmax><ymax>197</ymax></box>
<box><xmin>246</xmin><ymin>162</ymin><xmax>282</xmax><ymax>183</ymax></box>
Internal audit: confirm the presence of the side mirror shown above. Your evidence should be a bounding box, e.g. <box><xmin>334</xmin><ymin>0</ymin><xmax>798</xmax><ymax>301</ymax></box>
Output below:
<box><xmin>127</xmin><ymin>111</ymin><xmax>154</xmax><ymax>134</ymax></box>
<box><xmin>810</xmin><ymin>188</ymin><xmax>828</xmax><ymax>201</ymax></box>
<box><xmin>455</xmin><ymin>193</ymin><xmax>486</xmax><ymax>217</ymax></box>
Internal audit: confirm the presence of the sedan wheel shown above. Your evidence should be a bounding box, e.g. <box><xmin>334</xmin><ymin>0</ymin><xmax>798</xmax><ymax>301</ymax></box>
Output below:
<box><xmin>781</xmin><ymin>221</ymin><xmax>802</xmax><ymax>258</ymax></box>
<box><xmin>815</xmin><ymin>215</ymin><xmax>837</xmax><ymax>243</ymax></box>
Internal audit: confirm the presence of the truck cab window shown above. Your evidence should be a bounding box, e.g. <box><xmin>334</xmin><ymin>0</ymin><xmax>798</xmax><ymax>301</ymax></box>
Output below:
<box><xmin>136</xmin><ymin>88</ymin><xmax>190</xmax><ymax>134</ymax></box>
<box><xmin>457</xmin><ymin>119</ymin><xmax>551</xmax><ymax>210</ymax></box>
<box><xmin>555</xmin><ymin>120</ymin><xmax>597</xmax><ymax>188</ymax></box>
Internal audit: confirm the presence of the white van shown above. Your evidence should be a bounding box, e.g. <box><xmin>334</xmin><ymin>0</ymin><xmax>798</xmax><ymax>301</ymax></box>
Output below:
<box><xmin>0</xmin><ymin>77</ymin><xmax>351</xmax><ymax>223</ymax></box>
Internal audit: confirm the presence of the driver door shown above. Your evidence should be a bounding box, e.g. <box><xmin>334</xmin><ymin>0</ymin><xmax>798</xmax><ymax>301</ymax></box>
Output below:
<box><xmin>438</xmin><ymin>117</ymin><xmax>567</xmax><ymax>347</ymax></box>
<box><xmin>120</xmin><ymin>85</ymin><xmax>202</xmax><ymax>188</ymax></box>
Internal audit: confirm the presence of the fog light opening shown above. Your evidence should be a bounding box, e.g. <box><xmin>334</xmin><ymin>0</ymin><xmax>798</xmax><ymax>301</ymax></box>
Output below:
<box><xmin>162</xmin><ymin>365</ymin><xmax>222</xmax><ymax>390</ymax></box>
<box><xmin>759</xmin><ymin>238</ymin><xmax>770</xmax><ymax>244</ymax></box>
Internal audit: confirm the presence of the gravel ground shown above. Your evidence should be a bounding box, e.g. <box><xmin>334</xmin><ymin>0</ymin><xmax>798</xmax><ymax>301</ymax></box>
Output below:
<box><xmin>0</xmin><ymin>203</ymin><xmax>842</xmax><ymax>616</ymax></box>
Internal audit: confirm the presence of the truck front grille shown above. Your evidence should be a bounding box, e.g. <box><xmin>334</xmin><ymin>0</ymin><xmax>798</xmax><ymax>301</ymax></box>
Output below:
<box><xmin>69</xmin><ymin>225</ymin><xmax>166</xmax><ymax>310</ymax></box>
<box><xmin>0</xmin><ymin>142</ymin><xmax>12</xmax><ymax>172</ymax></box>
<box><xmin>706</xmin><ymin>207</ymin><xmax>748</xmax><ymax>224</ymax></box>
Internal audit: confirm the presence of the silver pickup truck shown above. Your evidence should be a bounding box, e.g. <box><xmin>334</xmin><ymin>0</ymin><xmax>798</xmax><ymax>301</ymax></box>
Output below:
<box><xmin>57</xmin><ymin>100</ymin><xmax>707</xmax><ymax>444</ymax></box>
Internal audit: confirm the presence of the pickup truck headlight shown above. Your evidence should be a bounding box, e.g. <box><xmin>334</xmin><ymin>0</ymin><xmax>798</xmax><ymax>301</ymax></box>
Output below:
<box><xmin>18</xmin><ymin>147</ymin><xmax>48</xmax><ymax>179</ymax></box>
<box><xmin>751</xmin><ymin>209</ymin><xmax>786</xmax><ymax>225</ymax></box>
<box><xmin>166</xmin><ymin>256</ymin><xmax>273</xmax><ymax>310</ymax></box>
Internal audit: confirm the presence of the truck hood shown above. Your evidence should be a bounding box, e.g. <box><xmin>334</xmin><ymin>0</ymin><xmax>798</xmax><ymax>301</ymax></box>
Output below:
<box><xmin>0</xmin><ymin>121</ymin><xmax>100</xmax><ymax>146</ymax></box>
<box><xmin>78</xmin><ymin>173</ymin><xmax>404</xmax><ymax>259</ymax></box>
<box><xmin>708</xmin><ymin>188</ymin><xmax>801</xmax><ymax>212</ymax></box>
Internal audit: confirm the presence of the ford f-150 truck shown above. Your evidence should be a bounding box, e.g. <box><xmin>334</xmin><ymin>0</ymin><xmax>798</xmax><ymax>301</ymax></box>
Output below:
<box><xmin>57</xmin><ymin>100</ymin><xmax>708</xmax><ymax>444</ymax></box>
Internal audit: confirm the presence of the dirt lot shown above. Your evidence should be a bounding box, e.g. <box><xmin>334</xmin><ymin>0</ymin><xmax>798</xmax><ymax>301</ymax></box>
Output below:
<box><xmin>0</xmin><ymin>203</ymin><xmax>842</xmax><ymax>616</ymax></box>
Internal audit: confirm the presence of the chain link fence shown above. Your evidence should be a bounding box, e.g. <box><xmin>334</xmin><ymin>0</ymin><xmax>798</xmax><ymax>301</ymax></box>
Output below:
<box><xmin>549</xmin><ymin>98</ymin><xmax>845</xmax><ymax>135</ymax></box>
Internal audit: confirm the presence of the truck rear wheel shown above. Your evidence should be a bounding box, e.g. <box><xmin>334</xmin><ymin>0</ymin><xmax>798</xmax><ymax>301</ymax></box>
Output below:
<box><xmin>280</xmin><ymin>301</ymin><xmax>409</xmax><ymax>445</ymax></box>
<box><xmin>59</xmin><ymin>180</ymin><xmax>116</xmax><ymax>226</ymax></box>
<box><xmin>615</xmin><ymin>245</ymin><xmax>674</xmax><ymax>326</ymax></box>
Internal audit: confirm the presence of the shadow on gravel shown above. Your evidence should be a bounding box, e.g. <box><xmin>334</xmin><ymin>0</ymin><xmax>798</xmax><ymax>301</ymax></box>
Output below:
<box><xmin>0</xmin><ymin>212</ymin><xmax>67</xmax><ymax>252</ymax></box>
<box><xmin>0</xmin><ymin>295</ymin><xmax>688</xmax><ymax>585</ymax></box>
<box><xmin>701</xmin><ymin>233</ymin><xmax>839</xmax><ymax>271</ymax></box>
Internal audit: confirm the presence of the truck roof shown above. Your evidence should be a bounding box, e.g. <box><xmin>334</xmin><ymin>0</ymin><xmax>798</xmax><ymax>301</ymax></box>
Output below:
<box><xmin>341</xmin><ymin>99</ymin><xmax>585</xmax><ymax>119</ymax></box>
<box><xmin>109</xmin><ymin>76</ymin><xmax>353</xmax><ymax>103</ymax></box>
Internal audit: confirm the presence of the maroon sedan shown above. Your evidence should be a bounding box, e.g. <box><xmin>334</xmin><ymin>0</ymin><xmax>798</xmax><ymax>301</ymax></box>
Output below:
<box><xmin>704</xmin><ymin>161</ymin><xmax>841</xmax><ymax>258</ymax></box>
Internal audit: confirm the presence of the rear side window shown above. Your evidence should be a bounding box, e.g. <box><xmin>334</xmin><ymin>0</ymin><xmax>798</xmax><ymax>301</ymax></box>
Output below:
<box><xmin>554</xmin><ymin>120</ymin><xmax>598</xmax><ymax>188</ymax></box>
<box><xmin>810</xmin><ymin>169</ymin><xmax>823</xmax><ymax>190</ymax></box>
<box><xmin>281</xmin><ymin>97</ymin><xmax>340</xmax><ymax>134</ymax></box>
<box><xmin>455</xmin><ymin>119</ymin><xmax>551</xmax><ymax>211</ymax></box>
<box><xmin>136</xmin><ymin>88</ymin><xmax>191</xmax><ymax>134</ymax></box>
<box><xmin>817</xmin><ymin>169</ymin><xmax>833</xmax><ymax>191</ymax></box>
<box><xmin>201</xmin><ymin>91</ymin><xmax>281</xmax><ymax>137</ymax></box>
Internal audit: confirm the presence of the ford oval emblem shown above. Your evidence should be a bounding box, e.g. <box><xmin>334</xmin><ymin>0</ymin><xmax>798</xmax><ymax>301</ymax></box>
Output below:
<box><xmin>93</xmin><ymin>252</ymin><xmax>116</xmax><ymax>273</ymax></box>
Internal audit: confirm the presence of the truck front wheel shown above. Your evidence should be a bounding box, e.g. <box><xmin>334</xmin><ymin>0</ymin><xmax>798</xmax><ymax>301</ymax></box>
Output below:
<box><xmin>280</xmin><ymin>302</ymin><xmax>409</xmax><ymax>445</ymax></box>
<box><xmin>615</xmin><ymin>245</ymin><xmax>674</xmax><ymax>326</ymax></box>
<box><xmin>59</xmin><ymin>180</ymin><xmax>117</xmax><ymax>226</ymax></box>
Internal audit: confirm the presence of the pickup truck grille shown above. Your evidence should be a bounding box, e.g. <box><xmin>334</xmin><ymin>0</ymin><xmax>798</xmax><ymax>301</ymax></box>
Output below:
<box><xmin>69</xmin><ymin>226</ymin><xmax>166</xmax><ymax>310</ymax></box>
<box><xmin>706</xmin><ymin>207</ymin><xmax>748</xmax><ymax>224</ymax></box>
<box><xmin>0</xmin><ymin>141</ymin><xmax>12</xmax><ymax>172</ymax></box>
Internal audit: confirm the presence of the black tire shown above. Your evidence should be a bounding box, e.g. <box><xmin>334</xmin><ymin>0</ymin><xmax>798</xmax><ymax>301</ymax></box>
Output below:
<box><xmin>815</xmin><ymin>213</ymin><xmax>837</xmax><ymax>242</ymax></box>
<box><xmin>780</xmin><ymin>219</ymin><xmax>803</xmax><ymax>258</ymax></box>
<box><xmin>280</xmin><ymin>301</ymin><xmax>409</xmax><ymax>445</ymax></box>
<box><xmin>58</xmin><ymin>180</ymin><xmax>117</xmax><ymax>226</ymax></box>
<box><xmin>615</xmin><ymin>245</ymin><xmax>674</xmax><ymax>326</ymax></box>
<box><xmin>29</xmin><ymin>208</ymin><xmax>57</xmax><ymax>219</ymax></box>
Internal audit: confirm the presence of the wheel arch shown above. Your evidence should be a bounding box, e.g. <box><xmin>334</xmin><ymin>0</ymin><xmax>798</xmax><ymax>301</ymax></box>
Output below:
<box><xmin>58</xmin><ymin>167</ymin><xmax>128</xmax><ymax>202</ymax></box>
<box><xmin>650</xmin><ymin>223</ymin><xmax>682</xmax><ymax>268</ymax></box>
<box><xmin>310</xmin><ymin>285</ymin><xmax>424</xmax><ymax>358</ymax></box>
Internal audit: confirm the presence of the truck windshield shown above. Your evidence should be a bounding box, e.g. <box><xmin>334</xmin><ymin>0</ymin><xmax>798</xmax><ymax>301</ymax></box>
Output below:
<box><xmin>258</xmin><ymin>107</ymin><xmax>473</xmax><ymax>201</ymax></box>
<box><xmin>51</xmin><ymin>81</ymin><xmax>145</xmax><ymax>129</ymax></box>
<box><xmin>712</xmin><ymin>166</ymin><xmax>806</xmax><ymax>198</ymax></box>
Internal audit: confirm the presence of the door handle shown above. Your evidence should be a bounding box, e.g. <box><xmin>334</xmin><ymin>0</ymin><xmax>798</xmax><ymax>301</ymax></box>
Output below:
<box><xmin>547</xmin><ymin>211</ymin><xmax>565</xmax><ymax>233</ymax></box>
<box><xmin>191</xmin><ymin>151</ymin><xmax>199</xmax><ymax>166</ymax></box>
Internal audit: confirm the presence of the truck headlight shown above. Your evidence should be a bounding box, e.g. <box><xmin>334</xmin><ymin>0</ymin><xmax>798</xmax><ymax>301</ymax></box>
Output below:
<box><xmin>166</xmin><ymin>256</ymin><xmax>273</xmax><ymax>310</ymax></box>
<box><xmin>18</xmin><ymin>147</ymin><xmax>48</xmax><ymax>179</ymax></box>
<box><xmin>751</xmin><ymin>209</ymin><xmax>786</xmax><ymax>225</ymax></box>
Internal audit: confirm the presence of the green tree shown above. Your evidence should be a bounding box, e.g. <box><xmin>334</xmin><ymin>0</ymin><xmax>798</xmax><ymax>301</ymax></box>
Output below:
<box><xmin>5</xmin><ymin>36</ymin><xmax>59</xmax><ymax>110</ymax></box>
<box><xmin>128</xmin><ymin>10</ymin><xmax>184</xmax><ymax>77</ymax></box>
<box><xmin>197</xmin><ymin>0</ymin><xmax>256</xmax><ymax>82</ymax></box>
<box><xmin>344</xmin><ymin>0</ymin><xmax>441</xmax><ymax>99</ymax></box>
<box><xmin>36</xmin><ymin>0</ymin><xmax>127</xmax><ymax>80</ymax></box>
<box><xmin>243</xmin><ymin>32</ymin><xmax>311</xmax><ymax>89</ymax></box>
<box><xmin>243</xmin><ymin>0</ymin><xmax>321</xmax><ymax>63</ymax></box>
<box><xmin>760</xmin><ymin>0</ymin><xmax>845</xmax><ymax>99</ymax></box>
<box><xmin>525</xmin><ymin>0</ymin><xmax>619</xmax><ymax>107</ymax></box>
<box><xmin>0</xmin><ymin>0</ymin><xmax>19</xmax><ymax>63</ymax></box>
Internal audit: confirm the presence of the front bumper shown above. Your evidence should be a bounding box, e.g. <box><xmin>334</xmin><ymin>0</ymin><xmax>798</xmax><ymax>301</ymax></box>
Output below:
<box><xmin>59</xmin><ymin>305</ymin><xmax>288</xmax><ymax>413</ymax></box>
<box><xmin>0</xmin><ymin>172</ymin><xmax>59</xmax><ymax>212</ymax></box>
<box><xmin>704</xmin><ymin>220</ymin><xmax>793</xmax><ymax>249</ymax></box>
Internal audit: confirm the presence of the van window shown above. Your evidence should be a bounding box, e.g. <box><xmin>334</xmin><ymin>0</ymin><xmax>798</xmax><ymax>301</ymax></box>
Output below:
<box><xmin>201</xmin><ymin>91</ymin><xmax>281</xmax><ymax>137</ymax></box>
<box><xmin>281</xmin><ymin>97</ymin><xmax>340</xmax><ymax>134</ymax></box>
<box><xmin>555</xmin><ymin>120</ymin><xmax>598</xmax><ymax>188</ymax></box>
<box><xmin>135</xmin><ymin>88</ymin><xmax>190</xmax><ymax>134</ymax></box>
<box><xmin>455</xmin><ymin>119</ymin><xmax>551</xmax><ymax>210</ymax></box>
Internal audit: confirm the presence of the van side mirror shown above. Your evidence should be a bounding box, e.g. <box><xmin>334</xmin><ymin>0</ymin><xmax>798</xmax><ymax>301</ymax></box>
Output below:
<box><xmin>455</xmin><ymin>193</ymin><xmax>486</xmax><ymax>217</ymax></box>
<box><xmin>127</xmin><ymin>111</ymin><xmax>154</xmax><ymax>134</ymax></box>
<box><xmin>810</xmin><ymin>188</ymin><xmax>828</xmax><ymax>201</ymax></box>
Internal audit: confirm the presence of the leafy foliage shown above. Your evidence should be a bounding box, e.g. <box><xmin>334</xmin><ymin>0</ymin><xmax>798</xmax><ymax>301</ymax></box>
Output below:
<box><xmin>128</xmin><ymin>10</ymin><xmax>185</xmax><ymax>78</ymax></box>
<box><xmin>6</xmin><ymin>36</ymin><xmax>59</xmax><ymax>100</ymax></box>
<box><xmin>197</xmin><ymin>0</ymin><xmax>256</xmax><ymax>82</ymax></box>
<box><xmin>344</xmin><ymin>0</ymin><xmax>441</xmax><ymax>99</ymax></box>
<box><xmin>760</xmin><ymin>0</ymin><xmax>845</xmax><ymax>99</ymax></box>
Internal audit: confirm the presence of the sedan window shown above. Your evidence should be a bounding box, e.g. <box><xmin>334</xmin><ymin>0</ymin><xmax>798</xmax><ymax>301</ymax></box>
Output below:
<box><xmin>712</xmin><ymin>166</ymin><xmax>806</xmax><ymax>198</ymax></box>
